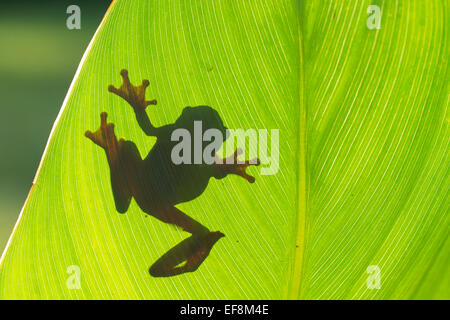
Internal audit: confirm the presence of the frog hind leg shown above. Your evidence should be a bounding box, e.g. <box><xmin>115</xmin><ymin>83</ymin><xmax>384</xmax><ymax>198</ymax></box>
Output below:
<box><xmin>86</xmin><ymin>112</ymin><xmax>142</xmax><ymax>213</ymax></box>
<box><xmin>149</xmin><ymin>231</ymin><xmax>225</xmax><ymax>277</ymax></box>
<box><xmin>149</xmin><ymin>206</ymin><xmax>224</xmax><ymax>277</ymax></box>
<box><xmin>155</xmin><ymin>206</ymin><xmax>210</xmax><ymax>235</ymax></box>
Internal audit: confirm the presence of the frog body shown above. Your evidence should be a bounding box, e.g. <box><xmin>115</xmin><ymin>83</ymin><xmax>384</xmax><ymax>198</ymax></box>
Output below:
<box><xmin>85</xmin><ymin>69</ymin><xmax>259</xmax><ymax>277</ymax></box>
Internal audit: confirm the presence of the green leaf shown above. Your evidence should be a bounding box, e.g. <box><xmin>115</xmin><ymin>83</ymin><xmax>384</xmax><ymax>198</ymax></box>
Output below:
<box><xmin>0</xmin><ymin>0</ymin><xmax>448</xmax><ymax>299</ymax></box>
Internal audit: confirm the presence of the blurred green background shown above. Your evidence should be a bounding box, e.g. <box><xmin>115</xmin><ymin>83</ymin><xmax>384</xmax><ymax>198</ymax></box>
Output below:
<box><xmin>0</xmin><ymin>0</ymin><xmax>110</xmax><ymax>251</ymax></box>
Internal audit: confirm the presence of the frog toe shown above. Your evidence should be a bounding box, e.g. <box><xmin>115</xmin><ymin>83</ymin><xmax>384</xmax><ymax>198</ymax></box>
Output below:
<box><xmin>109</xmin><ymin>69</ymin><xmax>157</xmax><ymax>111</ymax></box>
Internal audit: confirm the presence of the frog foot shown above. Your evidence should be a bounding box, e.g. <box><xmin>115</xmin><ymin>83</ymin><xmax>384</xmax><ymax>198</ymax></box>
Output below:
<box><xmin>85</xmin><ymin>112</ymin><xmax>118</xmax><ymax>150</ymax></box>
<box><xmin>108</xmin><ymin>69</ymin><xmax>157</xmax><ymax>111</ymax></box>
<box><xmin>183</xmin><ymin>231</ymin><xmax>225</xmax><ymax>271</ymax></box>
<box><xmin>216</xmin><ymin>148</ymin><xmax>260</xmax><ymax>183</ymax></box>
<box><xmin>149</xmin><ymin>231</ymin><xmax>225</xmax><ymax>277</ymax></box>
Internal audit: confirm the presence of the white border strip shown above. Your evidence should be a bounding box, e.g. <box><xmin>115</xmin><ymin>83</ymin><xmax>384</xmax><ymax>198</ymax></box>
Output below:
<box><xmin>0</xmin><ymin>2</ymin><xmax>115</xmax><ymax>267</ymax></box>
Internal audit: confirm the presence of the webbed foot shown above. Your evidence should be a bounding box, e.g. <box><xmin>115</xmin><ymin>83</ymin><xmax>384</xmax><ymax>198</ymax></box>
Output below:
<box><xmin>215</xmin><ymin>148</ymin><xmax>260</xmax><ymax>183</ymax></box>
<box><xmin>85</xmin><ymin>112</ymin><xmax>119</xmax><ymax>150</ymax></box>
<box><xmin>108</xmin><ymin>69</ymin><xmax>157</xmax><ymax>110</ymax></box>
<box><xmin>149</xmin><ymin>231</ymin><xmax>225</xmax><ymax>277</ymax></box>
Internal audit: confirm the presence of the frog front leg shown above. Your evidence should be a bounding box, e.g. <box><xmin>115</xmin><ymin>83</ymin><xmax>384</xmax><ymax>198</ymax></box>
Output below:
<box><xmin>85</xmin><ymin>112</ymin><xmax>143</xmax><ymax>213</ymax></box>
<box><xmin>108</xmin><ymin>69</ymin><xmax>161</xmax><ymax>137</ymax></box>
<box><xmin>213</xmin><ymin>148</ymin><xmax>261</xmax><ymax>183</ymax></box>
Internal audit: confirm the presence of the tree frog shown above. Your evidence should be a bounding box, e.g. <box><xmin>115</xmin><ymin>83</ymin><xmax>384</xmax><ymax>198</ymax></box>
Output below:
<box><xmin>85</xmin><ymin>69</ymin><xmax>259</xmax><ymax>277</ymax></box>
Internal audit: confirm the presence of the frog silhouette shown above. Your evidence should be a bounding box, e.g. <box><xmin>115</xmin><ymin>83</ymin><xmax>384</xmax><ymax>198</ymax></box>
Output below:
<box><xmin>85</xmin><ymin>69</ymin><xmax>260</xmax><ymax>277</ymax></box>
